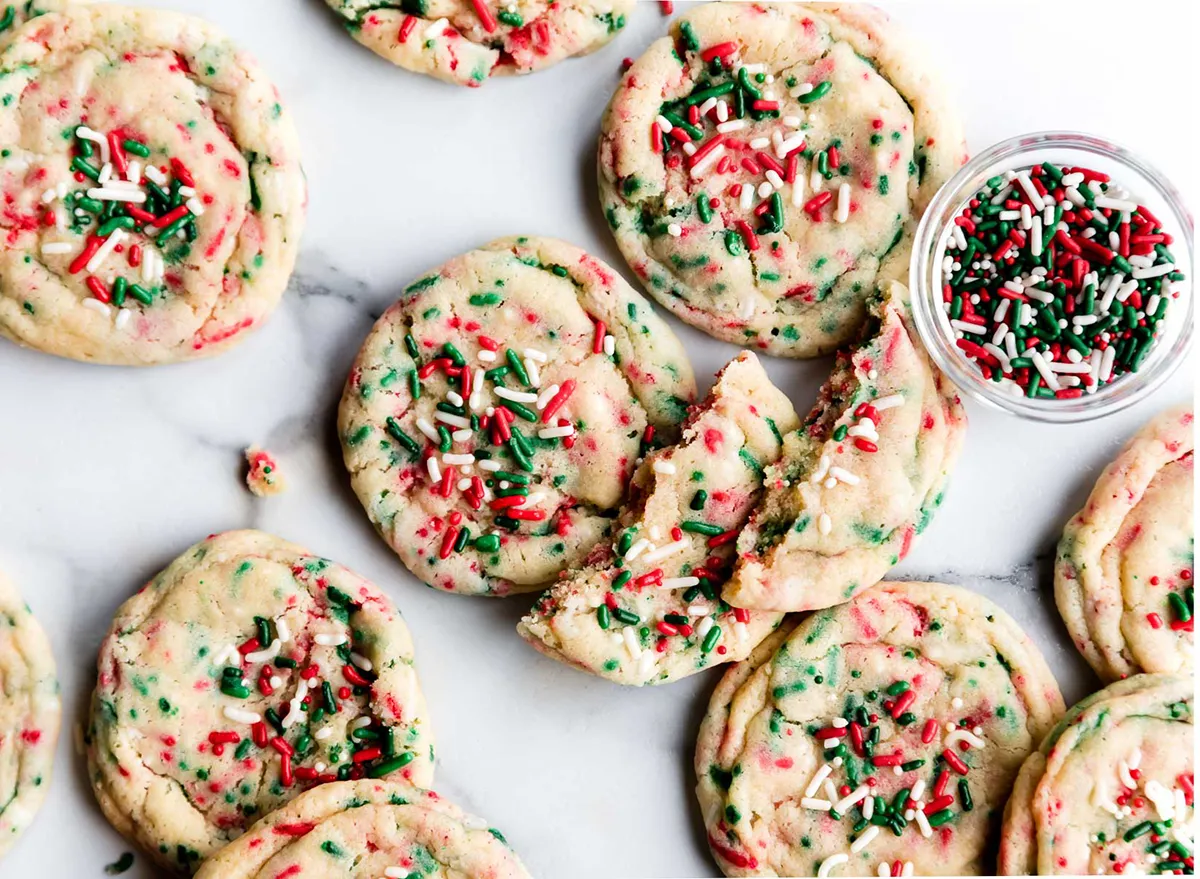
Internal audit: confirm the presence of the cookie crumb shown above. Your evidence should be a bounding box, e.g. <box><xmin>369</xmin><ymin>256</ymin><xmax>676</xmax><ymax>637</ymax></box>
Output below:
<box><xmin>244</xmin><ymin>446</ymin><xmax>285</xmax><ymax>497</ymax></box>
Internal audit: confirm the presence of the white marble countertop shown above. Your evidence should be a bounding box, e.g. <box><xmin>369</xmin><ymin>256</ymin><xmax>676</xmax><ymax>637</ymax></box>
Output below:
<box><xmin>0</xmin><ymin>1</ymin><xmax>1193</xmax><ymax>876</ymax></box>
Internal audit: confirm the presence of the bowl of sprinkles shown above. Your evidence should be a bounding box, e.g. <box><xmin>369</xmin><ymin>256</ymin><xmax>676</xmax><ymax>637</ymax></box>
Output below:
<box><xmin>910</xmin><ymin>131</ymin><xmax>1192</xmax><ymax>422</ymax></box>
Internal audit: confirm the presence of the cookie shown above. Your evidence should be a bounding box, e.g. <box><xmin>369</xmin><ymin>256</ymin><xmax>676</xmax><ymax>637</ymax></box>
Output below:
<box><xmin>518</xmin><ymin>351</ymin><xmax>798</xmax><ymax>686</ymax></box>
<box><xmin>86</xmin><ymin>530</ymin><xmax>434</xmax><ymax>874</ymax></box>
<box><xmin>195</xmin><ymin>780</ymin><xmax>530</xmax><ymax>879</ymax></box>
<box><xmin>324</xmin><ymin>0</ymin><xmax>633</xmax><ymax>87</ymax></box>
<box><xmin>696</xmin><ymin>581</ymin><xmax>1065</xmax><ymax>877</ymax></box>
<box><xmin>998</xmin><ymin>674</ymin><xmax>1193</xmax><ymax>876</ymax></box>
<box><xmin>0</xmin><ymin>5</ymin><xmax>305</xmax><ymax>364</ymax></box>
<box><xmin>339</xmin><ymin>235</ymin><xmax>696</xmax><ymax>597</ymax></box>
<box><xmin>0</xmin><ymin>571</ymin><xmax>60</xmax><ymax>860</ymax></box>
<box><xmin>1056</xmin><ymin>405</ymin><xmax>1194</xmax><ymax>682</ymax></box>
<box><xmin>598</xmin><ymin>2</ymin><xmax>965</xmax><ymax>357</ymax></box>
<box><xmin>245</xmin><ymin>446</ymin><xmax>286</xmax><ymax>497</ymax></box>
<box><xmin>724</xmin><ymin>281</ymin><xmax>966</xmax><ymax>612</ymax></box>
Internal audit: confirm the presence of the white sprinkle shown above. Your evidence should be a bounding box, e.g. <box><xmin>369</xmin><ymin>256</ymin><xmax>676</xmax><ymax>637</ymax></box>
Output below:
<box><xmin>41</xmin><ymin>241</ymin><xmax>73</xmax><ymax>256</ymax></box>
<box><xmin>873</xmin><ymin>394</ymin><xmax>904</xmax><ymax>411</ymax></box>
<box><xmin>84</xmin><ymin>230</ymin><xmax>126</xmax><ymax>275</ymax></box>
<box><xmin>434</xmin><ymin>411</ymin><xmax>470</xmax><ymax>429</ymax></box>
<box><xmin>656</xmin><ymin>115</ymin><xmax>673</xmax><ymax>132</ymax></box>
<box><xmin>739</xmin><ymin>184</ymin><xmax>754</xmax><ymax>211</ymax></box>
<box><xmin>756</xmin><ymin>181</ymin><xmax>772</xmax><ymax>199</ymax></box>
<box><xmin>911</xmin><ymin>779</ymin><xmax>926</xmax><ymax>802</ymax></box>
<box><xmin>687</xmin><ymin>604</ymin><xmax>708</xmax><ymax>616</ymax></box>
<box><xmin>944</xmin><ymin>728</ymin><xmax>986</xmax><ymax>750</ymax></box>
<box><xmin>537</xmin><ymin>424</ymin><xmax>575</xmax><ymax>440</ymax></box>
<box><xmin>477</xmin><ymin>349</ymin><xmax>497</xmax><ymax>363</ymax></box>
<box><xmin>915</xmin><ymin>808</ymin><xmax>933</xmax><ymax>838</ymax></box>
<box><xmin>829</xmin><ymin>466</ymin><xmax>859</xmax><ymax>486</ymax></box>
<box><xmin>1028</xmin><ymin>349</ymin><xmax>1061</xmax><ymax>391</ymax></box>
<box><xmin>442</xmin><ymin>453</ymin><xmax>475</xmax><ymax>466</ymax></box>
<box><xmin>624</xmin><ymin>538</ymin><xmax>651</xmax><ymax>561</ymax></box>
<box><xmin>425</xmin><ymin>17</ymin><xmax>449</xmax><ymax>37</ymax></box>
<box><xmin>41</xmin><ymin>187</ymin><xmax>58</xmax><ymax>204</ymax></box>
<box><xmin>835</xmin><ymin>784</ymin><xmax>871</xmax><ymax>813</ymax></box>
<box><xmin>452</xmin><ymin>429</ymin><xmax>472</xmax><ymax>443</ymax></box>
<box><xmin>114</xmin><ymin>308</ymin><xmax>132</xmax><ymax>330</ymax></box>
<box><xmin>622</xmin><ymin>627</ymin><xmax>641</xmax><ymax>659</ymax></box>
<box><xmin>315</xmin><ymin>632</ymin><xmax>347</xmax><ymax>647</ymax></box>
<box><xmin>851</xmin><ymin>825</ymin><xmax>879</xmax><ymax>854</ymax></box>
<box><xmin>652</xmin><ymin>460</ymin><xmax>676</xmax><ymax>475</ymax></box>
<box><xmin>878</xmin><ymin>865</ymin><xmax>890</xmax><ymax>878</ymax></box>
<box><xmin>801</xmin><ymin>797</ymin><xmax>832</xmax><ymax>811</ymax></box>
<box><xmin>144</xmin><ymin>164</ymin><xmax>167</xmax><ymax>185</ymax></box>
<box><xmin>478</xmin><ymin>459</ymin><xmax>501</xmax><ymax>472</ymax></box>
<box><xmin>716</xmin><ymin>119</ymin><xmax>746</xmax><ymax>134</ymax></box>
<box><xmin>603</xmin><ymin>334</ymin><xmax>616</xmax><ymax>356</ymax></box>
<box><xmin>87</xmin><ymin>187</ymin><xmax>146</xmax><ymax>203</ymax></box>
<box><xmin>661</xmin><ymin>577</ymin><xmax>699</xmax><ymax>590</ymax></box>
<box><xmin>445</xmin><ymin>390</ymin><xmax>465</xmax><ymax>407</ymax></box>
<box><xmin>223</xmin><ymin>706</ymin><xmax>261</xmax><ymax>725</ymax></box>
<box><xmin>791</xmin><ymin>172</ymin><xmax>806</xmax><ymax>208</ymax></box>
<box><xmin>998</xmin><ymin>211</ymin><xmax>1021</xmax><ymax>222</ymax></box>
<box><xmin>1015</xmin><ymin>171</ymin><xmax>1045</xmax><ymax>211</ymax></box>
<box><xmin>245</xmin><ymin>639</ymin><xmax>282</xmax><ymax>664</ymax></box>
<box><xmin>81</xmin><ymin>298</ymin><xmax>111</xmax><ymax>317</ymax></box>
<box><xmin>696</xmin><ymin>616</ymin><xmax>714</xmax><ymax>638</ymax></box>
<box><xmin>1132</xmin><ymin>262</ymin><xmax>1174</xmax><ymax>280</ymax></box>
<box><xmin>494</xmin><ymin>387</ymin><xmax>538</xmax><ymax>404</ymax></box>
<box><xmin>790</xmin><ymin>83</ymin><xmax>814</xmax><ymax>98</ymax></box>
<box><xmin>414</xmin><ymin>418</ymin><xmax>438</xmax><ymax>443</ymax></box>
<box><xmin>642</xmin><ymin>539</ymin><xmax>688</xmax><ymax>565</ymax></box>
<box><xmin>951</xmin><ymin>319</ymin><xmax>986</xmax><ymax>335</ymax></box>
<box><xmin>456</xmin><ymin>477</ymin><xmax>472</xmax><ymax>491</ymax></box>
<box><xmin>750</xmin><ymin>137</ymin><xmax>771</xmax><ymax>150</ymax></box>
<box><xmin>817</xmin><ymin>853</ymin><xmax>849</xmax><ymax>877</ymax></box>
<box><xmin>667</xmin><ymin>222</ymin><xmax>683</xmax><ymax>238</ymax></box>
<box><xmin>810</xmin><ymin>166</ymin><xmax>824</xmax><ymax>194</ymax></box>
<box><xmin>818</xmin><ymin>513</ymin><xmax>832</xmax><ymax>535</ymax></box>
<box><xmin>863</xmin><ymin>795</ymin><xmax>875</xmax><ymax>821</ymax></box>
<box><xmin>76</xmin><ymin>126</ymin><xmax>110</xmax><ymax>164</ymax></box>
<box><xmin>1094</xmin><ymin>196</ymin><xmax>1138</xmax><ymax>212</ymax></box>
<box><xmin>535</xmin><ymin>384</ymin><xmax>560</xmax><ymax>410</ymax></box>
<box><xmin>426</xmin><ymin>457</ymin><xmax>442</xmax><ymax>484</ymax></box>
<box><xmin>1030</xmin><ymin>217</ymin><xmax>1043</xmax><ymax>258</ymax></box>
<box><xmin>835</xmin><ymin>183</ymin><xmax>851</xmax><ymax>223</ymax></box>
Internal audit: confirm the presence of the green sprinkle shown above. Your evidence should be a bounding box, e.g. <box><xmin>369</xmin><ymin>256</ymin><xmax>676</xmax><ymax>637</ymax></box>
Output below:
<box><xmin>798</xmin><ymin>81</ymin><xmax>832</xmax><ymax>103</ymax></box>
<box><xmin>612</xmin><ymin>607</ymin><xmax>640</xmax><ymax>626</ymax></box>
<box><xmin>105</xmin><ymin>853</ymin><xmax>136</xmax><ymax>875</ymax></box>
<box><xmin>680</xmin><ymin>520</ymin><xmax>723</xmax><ymax>536</ymax></box>
<box><xmin>385</xmin><ymin>418</ymin><xmax>420</xmax><ymax>454</ymax></box>
<box><xmin>596</xmin><ymin>604</ymin><xmax>611</xmax><ymax>630</ymax></box>
<box><xmin>506</xmin><ymin>349</ymin><xmax>531</xmax><ymax>386</ymax></box>
<box><xmin>690</xmin><ymin>489</ymin><xmax>708</xmax><ymax>511</ymax></box>
<box><xmin>367</xmin><ymin>751</ymin><xmax>414</xmax><ymax>778</ymax></box>
<box><xmin>474</xmin><ymin>534</ymin><xmax>500</xmax><ymax>552</ymax></box>
<box><xmin>122</xmin><ymin>139</ymin><xmax>151</xmax><ymax>157</ymax></box>
<box><xmin>701</xmin><ymin>624</ymin><xmax>721</xmax><ymax>653</ymax></box>
<box><xmin>928</xmin><ymin>809</ymin><xmax>955</xmax><ymax>828</ymax></box>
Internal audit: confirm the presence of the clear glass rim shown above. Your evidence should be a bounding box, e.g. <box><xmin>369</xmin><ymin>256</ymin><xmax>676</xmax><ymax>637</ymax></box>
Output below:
<box><xmin>910</xmin><ymin>130</ymin><xmax>1194</xmax><ymax>424</ymax></box>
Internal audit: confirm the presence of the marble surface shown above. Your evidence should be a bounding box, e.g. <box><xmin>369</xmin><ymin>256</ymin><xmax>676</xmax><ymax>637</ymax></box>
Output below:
<box><xmin>0</xmin><ymin>1</ymin><xmax>1193</xmax><ymax>876</ymax></box>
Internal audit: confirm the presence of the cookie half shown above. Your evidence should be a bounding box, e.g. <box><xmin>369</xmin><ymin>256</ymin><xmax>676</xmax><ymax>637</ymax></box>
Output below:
<box><xmin>86</xmin><ymin>530</ymin><xmax>434</xmax><ymax>874</ymax></box>
<box><xmin>724</xmin><ymin>281</ymin><xmax>966</xmax><ymax>612</ymax></box>
<box><xmin>195</xmin><ymin>781</ymin><xmax>530</xmax><ymax>879</ymax></box>
<box><xmin>339</xmin><ymin>236</ymin><xmax>696</xmax><ymax>597</ymax></box>
<box><xmin>599</xmin><ymin>2</ymin><xmax>966</xmax><ymax>357</ymax></box>
<box><xmin>998</xmin><ymin>674</ymin><xmax>1193</xmax><ymax>875</ymax></box>
<box><xmin>0</xmin><ymin>5</ymin><xmax>305</xmax><ymax>364</ymax></box>
<box><xmin>518</xmin><ymin>351</ymin><xmax>798</xmax><ymax>685</ymax></box>
<box><xmin>325</xmin><ymin>0</ymin><xmax>633</xmax><ymax>87</ymax></box>
<box><xmin>1056</xmin><ymin>405</ymin><xmax>1194</xmax><ymax>681</ymax></box>
<box><xmin>0</xmin><ymin>571</ymin><xmax>60</xmax><ymax>860</ymax></box>
<box><xmin>696</xmin><ymin>581</ymin><xmax>1064</xmax><ymax>877</ymax></box>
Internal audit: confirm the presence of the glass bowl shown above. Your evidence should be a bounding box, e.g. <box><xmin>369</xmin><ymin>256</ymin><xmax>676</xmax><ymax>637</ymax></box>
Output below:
<box><xmin>910</xmin><ymin>131</ymin><xmax>1193</xmax><ymax>423</ymax></box>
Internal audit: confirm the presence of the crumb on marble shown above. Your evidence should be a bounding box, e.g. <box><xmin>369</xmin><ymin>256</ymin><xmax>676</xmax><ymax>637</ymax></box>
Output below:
<box><xmin>245</xmin><ymin>446</ymin><xmax>285</xmax><ymax>497</ymax></box>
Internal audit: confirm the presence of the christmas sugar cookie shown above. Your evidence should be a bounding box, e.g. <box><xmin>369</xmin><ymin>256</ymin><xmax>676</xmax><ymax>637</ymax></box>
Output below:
<box><xmin>518</xmin><ymin>351</ymin><xmax>798</xmax><ymax>686</ymax></box>
<box><xmin>325</xmin><ymin>0</ymin><xmax>633</xmax><ymax>88</ymax></box>
<box><xmin>86</xmin><ymin>531</ymin><xmax>433</xmax><ymax>874</ymax></box>
<box><xmin>998</xmin><ymin>674</ymin><xmax>1193</xmax><ymax>876</ymax></box>
<box><xmin>0</xmin><ymin>5</ymin><xmax>305</xmax><ymax>364</ymax></box>
<box><xmin>696</xmin><ymin>581</ymin><xmax>1064</xmax><ymax>877</ymax></box>
<box><xmin>598</xmin><ymin>2</ymin><xmax>965</xmax><ymax>357</ymax></box>
<box><xmin>1056</xmin><ymin>405</ymin><xmax>1194</xmax><ymax>682</ymax></box>
<box><xmin>724</xmin><ymin>281</ymin><xmax>966</xmax><ymax>612</ymax></box>
<box><xmin>195</xmin><ymin>780</ymin><xmax>530</xmax><ymax>879</ymax></box>
<box><xmin>339</xmin><ymin>236</ymin><xmax>696</xmax><ymax>597</ymax></box>
<box><xmin>0</xmin><ymin>571</ymin><xmax>60</xmax><ymax>860</ymax></box>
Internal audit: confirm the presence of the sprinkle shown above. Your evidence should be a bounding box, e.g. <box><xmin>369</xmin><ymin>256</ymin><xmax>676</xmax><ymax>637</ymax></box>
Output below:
<box><xmin>314</xmin><ymin>632</ymin><xmax>348</xmax><ymax>647</ymax></box>
<box><xmin>223</xmin><ymin>707</ymin><xmax>261</xmax><ymax>725</ymax></box>
<box><xmin>851</xmin><ymin>826</ymin><xmax>879</xmax><ymax>854</ymax></box>
<box><xmin>817</xmin><ymin>853</ymin><xmax>848</xmax><ymax>877</ymax></box>
<box><xmin>801</xmin><ymin>797</ymin><xmax>832</xmax><ymax>811</ymax></box>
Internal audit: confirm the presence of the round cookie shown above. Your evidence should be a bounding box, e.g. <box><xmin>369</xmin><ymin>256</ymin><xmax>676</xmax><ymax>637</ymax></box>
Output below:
<box><xmin>0</xmin><ymin>5</ymin><xmax>305</xmax><ymax>364</ymax></box>
<box><xmin>86</xmin><ymin>531</ymin><xmax>434</xmax><ymax>874</ymax></box>
<box><xmin>518</xmin><ymin>352</ymin><xmax>798</xmax><ymax>686</ymax></box>
<box><xmin>1056</xmin><ymin>405</ymin><xmax>1194</xmax><ymax>682</ymax></box>
<box><xmin>696</xmin><ymin>581</ymin><xmax>1064</xmax><ymax>877</ymax></box>
<box><xmin>195</xmin><ymin>780</ymin><xmax>530</xmax><ymax>879</ymax></box>
<box><xmin>599</xmin><ymin>2</ymin><xmax>966</xmax><ymax>357</ymax></box>
<box><xmin>324</xmin><ymin>0</ymin><xmax>633</xmax><ymax>88</ymax></box>
<box><xmin>998</xmin><ymin>675</ymin><xmax>1193</xmax><ymax>876</ymax></box>
<box><xmin>724</xmin><ymin>281</ymin><xmax>967</xmax><ymax>612</ymax></box>
<box><xmin>339</xmin><ymin>235</ymin><xmax>696</xmax><ymax>597</ymax></box>
<box><xmin>0</xmin><ymin>571</ymin><xmax>60</xmax><ymax>860</ymax></box>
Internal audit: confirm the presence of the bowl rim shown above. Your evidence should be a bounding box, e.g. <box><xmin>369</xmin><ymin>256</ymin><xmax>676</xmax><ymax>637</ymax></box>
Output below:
<box><xmin>909</xmin><ymin>129</ymin><xmax>1194</xmax><ymax>424</ymax></box>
